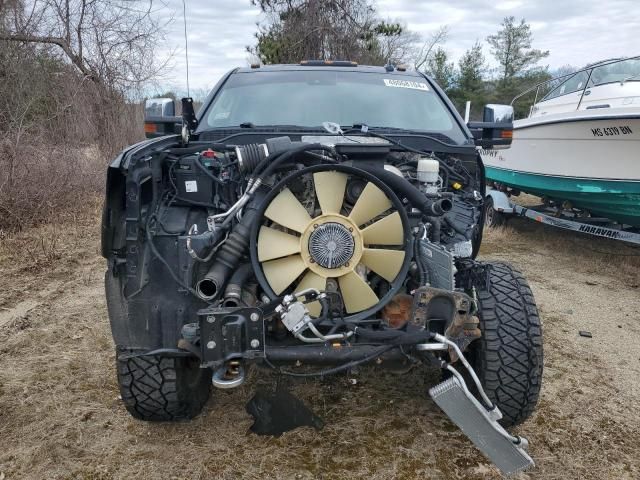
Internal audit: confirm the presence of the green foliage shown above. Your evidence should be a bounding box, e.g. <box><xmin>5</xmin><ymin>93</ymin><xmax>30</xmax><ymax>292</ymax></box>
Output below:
<box><xmin>248</xmin><ymin>0</ymin><xmax>404</xmax><ymax>65</ymax></box>
<box><xmin>456</xmin><ymin>42</ymin><xmax>485</xmax><ymax>96</ymax></box>
<box><xmin>431</xmin><ymin>18</ymin><xmax>551</xmax><ymax>119</ymax></box>
<box><xmin>426</xmin><ymin>47</ymin><xmax>455</xmax><ymax>93</ymax></box>
<box><xmin>247</xmin><ymin>6</ymin><xmax>554</xmax><ymax>121</ymax></box>
<box><xmin>486</xmin><ymin>16</ymin><xmax>549</xmax><ymax>90</ymax></box>
<box><xmin>447</xmin><ymin>42</ymin><xmax>487</xmax><ymax>118</ymax></box>
<box><xmin>485</xmin><ymin>16</ymin><xmax>550</xmax><ymax>116</ymax></box>
<box><xmin>374</xmin><ymin>21</ymin><xmax>403</xmax><ymax>37</ymax></box>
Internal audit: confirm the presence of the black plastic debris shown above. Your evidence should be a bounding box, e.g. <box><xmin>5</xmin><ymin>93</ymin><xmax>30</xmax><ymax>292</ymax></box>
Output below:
<box><xmin>246</xmin><ymin>387</ymin><xmax>324</xmax><ymax>436</ymax></box>
<box><xmin>579</xmin><ymin>330</ymin><xmax>592</xmax><ymax>338</ymax></box>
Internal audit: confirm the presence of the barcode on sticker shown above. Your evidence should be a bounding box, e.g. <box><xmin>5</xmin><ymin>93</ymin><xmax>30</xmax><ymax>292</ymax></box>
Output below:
<box><xmin>185</xmin><ymin>180</ymin><xmax>198</xmax><ymax>193</ymax></box>
<box><xmin>383</xmin><ymin>79</ymin><xmax>429</xmax><ymax>91</ymax></box>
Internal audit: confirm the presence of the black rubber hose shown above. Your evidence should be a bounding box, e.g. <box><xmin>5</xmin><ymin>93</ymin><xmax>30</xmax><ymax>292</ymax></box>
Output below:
<box><xmin>223</xmin><ymin>263</ymin><xmax>254</xmax><ymax>306</ymax></box>
<box><xmin>414</xmin><ymin>235</ymin><xmax>427</xmax><ymax>285</ymax></box>
<box><xmin>427</xmin><ymin>217</ymin><xmax>441</xmax><ymax>243</ymax></box>
<box><xmin>310</xmin><ymin>296</ymin><xmax>331</xmax><ymax>326</ymax></box>
<box><xmin>355</xmin><ymin>164</ymin><xmax>452</xmax><ymax>216</ymax></box>
<box><xmin>256</xmin><ymin>144</ymin><xmax>338</xmax><ymax>180</ymax></box>
<box><xmin>196</xmin><ymin>190</ymin><xmax>266</xmax><ymax>300</ymax></box>
<box><xmin>229</xmin><ymin>262</ymin><xmax>253</xmax><ymax>286</ymax></box>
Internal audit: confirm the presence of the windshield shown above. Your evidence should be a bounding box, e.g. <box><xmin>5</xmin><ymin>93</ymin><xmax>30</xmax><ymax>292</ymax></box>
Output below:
<box><xmin>541</xmin><ymin>57</ymin><xmax>640</xmax><ymax>102</ymax></box>
<box><xmin>589</xmin><ymin>57</ymin><xmax>640</xmax><ymax>86</ymax></box>
<box><xmin>199</xmin><ymin>70</ymin><xmax>467</xmax><ymax>144</ymax></box>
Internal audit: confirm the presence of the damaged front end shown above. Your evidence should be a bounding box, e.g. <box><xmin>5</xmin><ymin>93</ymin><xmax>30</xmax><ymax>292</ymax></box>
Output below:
<box><xmin>104</xmin><ymin>126</ymin><xmax>541</xmax><ymax>475</ymax></box>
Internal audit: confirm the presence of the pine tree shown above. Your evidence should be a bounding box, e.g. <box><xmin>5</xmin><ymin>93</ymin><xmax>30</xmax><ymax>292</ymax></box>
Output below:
<box><xmin>487</xmin><ymin>17</ymin><xmax>549</xmax><ymax>83</ymax></box>
<box><xmin>426</xmin><ymin>47</ymin><xmax>455</xmax><ymax>93</ymax></box>
<box><xmin>450</xmin><ymin>41</ymin><xmax>486</xmax><ymax>117</ymax></box>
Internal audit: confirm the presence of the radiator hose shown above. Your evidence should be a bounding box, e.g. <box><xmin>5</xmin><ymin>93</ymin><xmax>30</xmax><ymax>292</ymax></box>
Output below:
<box><xmin>355</xmin><ymin>164</ymin><xmax>452</xmax><ymax>216</ymax></box>
<box><xmin>196</xmin><ymin>190</ymin><xmax>265</xmax><ymax>301</ymax></box>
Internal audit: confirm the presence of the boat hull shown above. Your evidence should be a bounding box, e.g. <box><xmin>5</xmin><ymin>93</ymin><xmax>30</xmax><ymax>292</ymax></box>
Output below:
<box><xmin>482</xmin><ymin>111</ymin><xmax>640</xmax><ymax>227</ymax></box>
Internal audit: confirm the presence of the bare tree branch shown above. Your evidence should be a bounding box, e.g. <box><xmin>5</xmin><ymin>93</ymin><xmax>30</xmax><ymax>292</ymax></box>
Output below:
<box><xmin>0</xmin><ymin>32</ymin><xmax>95</xmax><ymax>78</ymax></box>
<box><xmin>414</xmin><ymin>26</ymin><xmax>448</xmax><ymax>71</ymax></box>
<box><xmin>1</xmin><ymin>0</ymin><xmax>172</xmax><ymax>91</ymax></box>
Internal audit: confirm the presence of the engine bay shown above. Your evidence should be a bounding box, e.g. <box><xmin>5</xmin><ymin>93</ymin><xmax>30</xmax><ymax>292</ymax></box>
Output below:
<box><xmin>104</xmin><ymin>134</ymin><xmax>488</xmax><ymax>362</ymax></box>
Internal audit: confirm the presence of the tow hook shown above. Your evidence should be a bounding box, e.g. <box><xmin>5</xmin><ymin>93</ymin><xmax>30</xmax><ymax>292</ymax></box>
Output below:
<box><xmin>212</xmin><ymin>361</ymin><xmax>245</xmax><ymax>389</ymax></box>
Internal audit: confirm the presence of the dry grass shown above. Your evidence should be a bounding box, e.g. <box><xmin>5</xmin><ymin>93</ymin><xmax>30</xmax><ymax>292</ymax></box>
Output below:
<box><xmin>1</xmin><ymin>204</ymin><xmax>640</xmax><ymax>479</ymax></box>
<box><xmin>0</xmin><ymin>195</ymin><xmax>102</xmax><ymax>311</ymax></box>
<box><xmin>481</xmin><ymin>216</ymin><xmax>640</xmax><ymax>286</ymax></box>
<box><xmin>0</xmin><ymin>142</ymin><xmax>108</xmax><ymax>233</ymax></box>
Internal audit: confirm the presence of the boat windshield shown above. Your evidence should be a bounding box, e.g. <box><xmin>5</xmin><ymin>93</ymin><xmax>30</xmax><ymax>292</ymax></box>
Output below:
<box><xmin>517</xmin><ymin>56</ymin><xmax>640</xmax><ymax>107</ymax></box>
<box><xmin>541</xmin><ymin>58</ymin><xmax>640</xmax><ymax>101</ymax></box>
<box><xmin>542</xmin><ymin>71</ymin><xmax>590</xmax><ymax>101</ymax></box>
<box><xmin>589</xmin><ymin>57</ymin><xmax>640</xmax><ymax>86</ymax></box>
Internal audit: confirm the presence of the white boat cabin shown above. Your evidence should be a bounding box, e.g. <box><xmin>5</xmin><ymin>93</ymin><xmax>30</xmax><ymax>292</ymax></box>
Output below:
<box><xmin>514</xmin><ymin>57</ymin><xmax>640</xmax><ymax>118</ymax></box>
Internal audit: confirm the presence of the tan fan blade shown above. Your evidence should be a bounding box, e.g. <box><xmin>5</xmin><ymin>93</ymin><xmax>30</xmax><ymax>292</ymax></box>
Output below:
<box><xmin>262</xmin><ymin>255</ymin><xmax>307</xmax><ymax>295</ymax></box>
<box><xmin>264</xmin><ymin>188</ymin><xmax>312</xmax><ymax>233</ymax></box>
<box><xmin>257</xmin><ymin>226</ymin><xmax>301</xmax><ymax>261</ymax></box>
<box><xmin>294</xmin><ymin>270</ymin><xmax>327</xmax><ymax>317</ymax></box>
<box><xmin>313</xmin><ymin>171</ymin><xmax>348</xmax><ymax>214</ymax></box>
<box><xmin>361</xmin><ymin>248</ymin><xmax>405</xmax><ymax>282</ymax></box>
<box><xmin>348</xmin><ymin>182</ymin><xmax>392</xmax><ymax>227</ymax></box>
<box><xmin>338</xmin><ymin>271</ymin><xmax>379</xmax><ymax>313</ymax></box>
<box><xmin>361</xmin><ymin>211</ymin><xmax>404</xmax><ymax>245</ymax></box>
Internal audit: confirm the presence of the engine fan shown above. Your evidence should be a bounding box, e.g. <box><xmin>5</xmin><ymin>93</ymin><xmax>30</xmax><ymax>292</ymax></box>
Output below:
<box><xmin>250</xmin><ymin>165</ymin><xmax>412</xmax><ymax>320</ymax></box>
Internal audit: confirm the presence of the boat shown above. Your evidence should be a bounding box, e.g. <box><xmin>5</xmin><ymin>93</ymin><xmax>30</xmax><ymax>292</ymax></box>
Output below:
<box><xmin>482</xmin><ymin>56</ymin><xmax>640</xmax><ymax>227</ymax></box>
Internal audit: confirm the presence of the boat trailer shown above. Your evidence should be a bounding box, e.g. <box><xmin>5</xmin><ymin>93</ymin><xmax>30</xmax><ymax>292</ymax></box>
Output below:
<box><xmin>486</xmin><ymin>190</ymin><xmax>640</xmax><ymax>246</ymax></box>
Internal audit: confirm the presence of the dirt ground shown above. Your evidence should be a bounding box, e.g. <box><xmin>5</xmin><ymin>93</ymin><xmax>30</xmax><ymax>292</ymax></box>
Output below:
<box><xmin>1</xmin><ymin>199</ymin><xmax>639</xmax><ymax>480</ymax></box>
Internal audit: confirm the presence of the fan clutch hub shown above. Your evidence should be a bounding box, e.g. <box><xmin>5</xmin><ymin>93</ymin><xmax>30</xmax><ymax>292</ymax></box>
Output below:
<box><xmin>308</xmin><ymin>222</ymin><xmax>355</xmax><ymax>269</ymax></box>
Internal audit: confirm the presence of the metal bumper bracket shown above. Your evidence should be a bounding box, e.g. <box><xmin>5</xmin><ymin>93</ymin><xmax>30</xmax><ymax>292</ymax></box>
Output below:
<box><xmin>198</xmin><ymin>307</ymin><xmax>265</xmax><ymax>368</ymax></box>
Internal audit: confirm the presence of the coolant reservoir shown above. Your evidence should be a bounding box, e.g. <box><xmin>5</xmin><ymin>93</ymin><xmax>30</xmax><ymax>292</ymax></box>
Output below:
<box><xmin>417</xmin><ymin>158</ymin><xmax>440</xmax><ymax>184</ymax></box>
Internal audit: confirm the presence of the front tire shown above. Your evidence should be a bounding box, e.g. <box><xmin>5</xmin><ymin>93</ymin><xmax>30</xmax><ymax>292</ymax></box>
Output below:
<box><xmin>471</xmin><ymin>261</ymin><xmax>543</xmax><ymax>427</ymax></box>
<box><xmin>107</xmin><ymin>268</ymin><xmax>212</xmax><ymax>421</ymax></box>
<box><xmin>117</xmin><ymin>353</ymin><xmax>211</xmax><ymax>421</ymax></box>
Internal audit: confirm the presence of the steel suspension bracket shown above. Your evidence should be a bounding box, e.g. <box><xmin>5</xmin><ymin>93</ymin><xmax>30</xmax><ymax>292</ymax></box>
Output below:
<box><xmin>197</xmin><ymin>307</ymin><xmax>265</xmax><ymax>368</ymax></box>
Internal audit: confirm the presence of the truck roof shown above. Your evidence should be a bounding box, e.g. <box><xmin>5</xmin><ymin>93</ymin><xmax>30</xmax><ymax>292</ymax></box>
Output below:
<box><xmin>234</xmin><ymin>63</ymin><xmax>423</xmax><ymax>77</ymax></box>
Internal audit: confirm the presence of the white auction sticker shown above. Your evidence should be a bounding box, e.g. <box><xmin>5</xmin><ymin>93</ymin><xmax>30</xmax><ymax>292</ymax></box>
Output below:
<box><xmin>185</xmin><ymin>180</ymin><xmax>198</xmax><ymax>193</ymax></box>
<box><xmin>383</xmin><ymin>79</ymin><xmax>429</xmax><ymax>91</ymax></box>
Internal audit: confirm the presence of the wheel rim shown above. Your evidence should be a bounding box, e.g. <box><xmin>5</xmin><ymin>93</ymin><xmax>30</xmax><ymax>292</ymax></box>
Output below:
<box><xmin>485</xmin><ymin>198</ymin><xmax>496</xmax><ymax>227</ymax></box>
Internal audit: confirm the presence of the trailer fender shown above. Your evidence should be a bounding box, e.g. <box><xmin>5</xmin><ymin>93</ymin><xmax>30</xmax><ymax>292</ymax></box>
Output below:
<box><xmin>486</xmin><ymin>190</ymin><xmax>514</xmax><ymax>214</ymax></box>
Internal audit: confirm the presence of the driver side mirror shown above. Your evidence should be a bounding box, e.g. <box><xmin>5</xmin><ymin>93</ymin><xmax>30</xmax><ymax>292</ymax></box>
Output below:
<box><xmin>144</xmin><ymin>98</ymin><xmax>182</xmax><ymax>138</ymax></box>
<box><xmin>467</xmin><ymin>104</ymin><xmax>514</xmax><ymax>150</ymax></box>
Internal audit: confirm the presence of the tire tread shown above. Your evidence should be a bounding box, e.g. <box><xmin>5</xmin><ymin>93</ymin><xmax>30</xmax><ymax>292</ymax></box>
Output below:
<box><xmin>474</xmin><ymin>261</ymin><xmax>543</xmax><ymax>426</ymax></box>
<box><xmin>116</xmin><ymin>354</ymin><xmax>210</xmax><ymax>421</ymax></box>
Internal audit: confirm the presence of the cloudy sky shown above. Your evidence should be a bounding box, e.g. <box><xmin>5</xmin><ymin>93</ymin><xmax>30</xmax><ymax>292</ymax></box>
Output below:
<box><xmin>157</xmin><ymin>0</ymin><xmax>640</xmax><ymax>95</ymax></box>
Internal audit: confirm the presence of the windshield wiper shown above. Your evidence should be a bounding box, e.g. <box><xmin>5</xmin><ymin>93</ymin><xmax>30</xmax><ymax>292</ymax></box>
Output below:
<box><xmin>342</xmin><ymin>125</ymin><xmax>463</xmax><ymax>148</ymax></box>
<box><xmin>220</xmin><ymin>124</ymin><xmax>326</xmax><ymax>131</ymax></box>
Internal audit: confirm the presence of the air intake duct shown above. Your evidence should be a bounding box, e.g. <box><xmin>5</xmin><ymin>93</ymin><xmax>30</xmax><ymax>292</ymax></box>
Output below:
<box><xmin>235</xmin><ymin>136</ymin><xmax>299</xmax><ymax>172</ymax></box>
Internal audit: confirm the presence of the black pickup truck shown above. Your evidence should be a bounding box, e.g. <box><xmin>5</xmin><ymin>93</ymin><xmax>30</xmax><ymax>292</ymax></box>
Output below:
<box><xmin>102</xmin><ymin>61</ymin><xmax>542</xmax><ymax>475</ymax></box>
